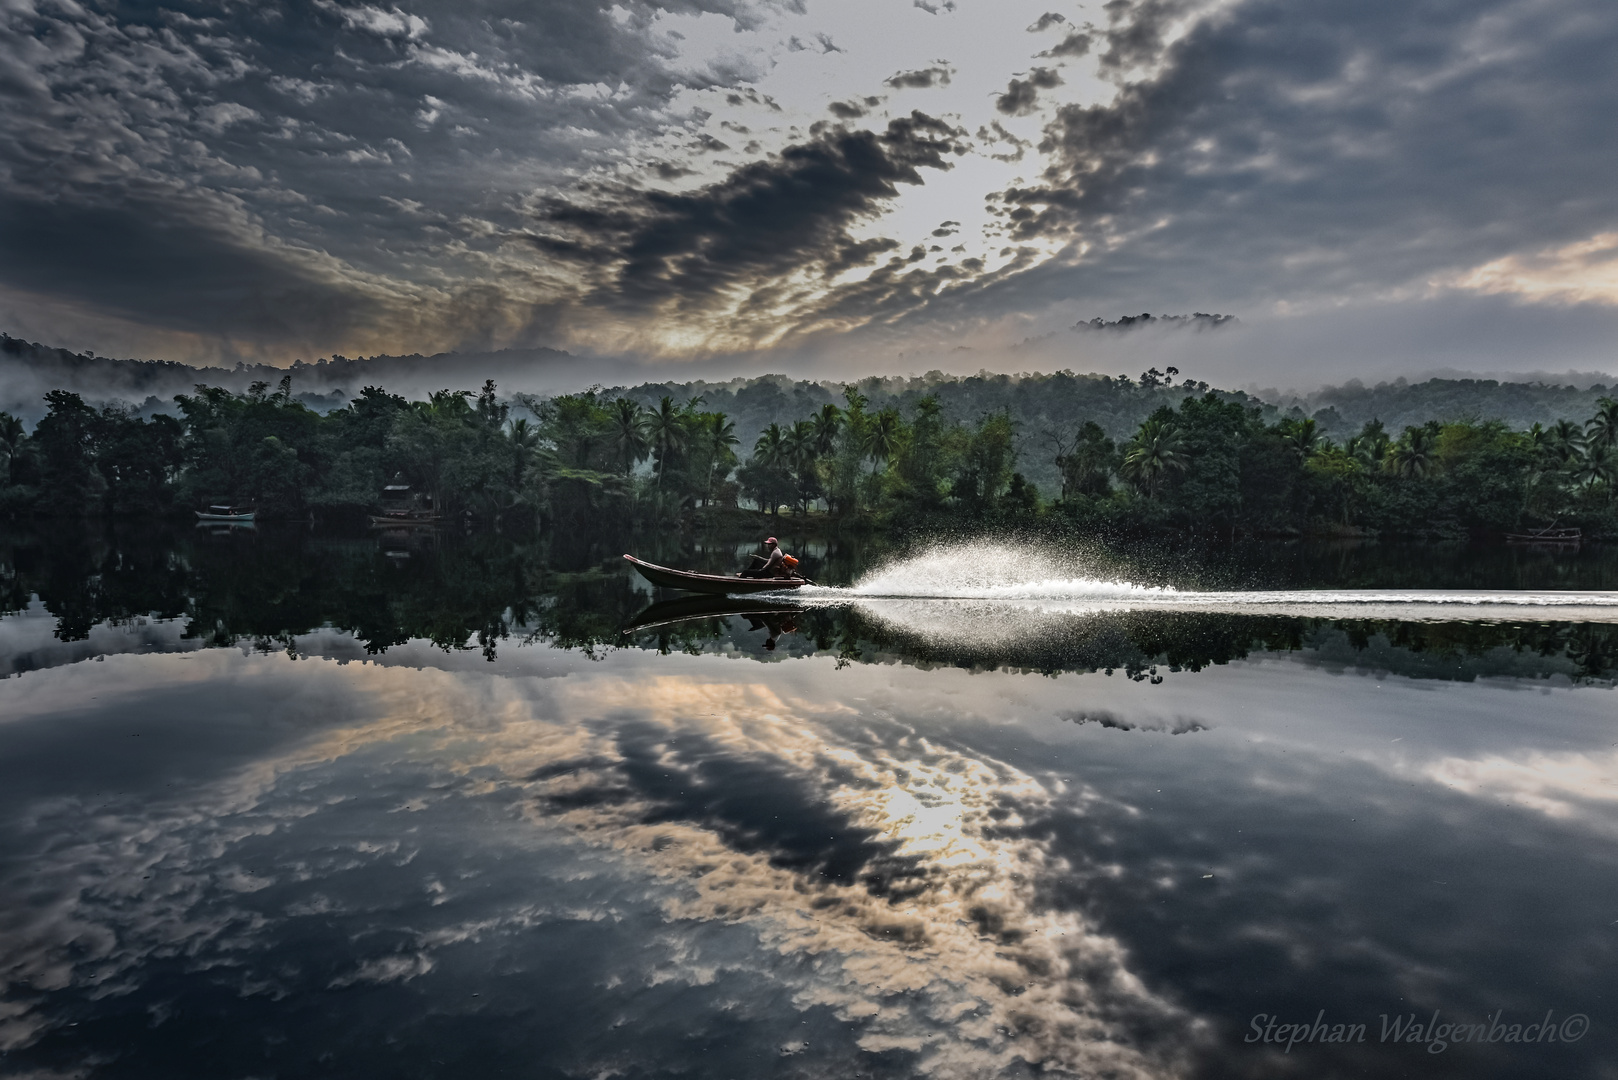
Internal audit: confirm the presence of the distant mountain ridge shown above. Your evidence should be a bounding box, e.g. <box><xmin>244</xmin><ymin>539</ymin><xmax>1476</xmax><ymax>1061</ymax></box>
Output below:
<box><xmin>0</xmin><ymin>334</ymin><xmax>577</xmax><ymax>421</ymax></box>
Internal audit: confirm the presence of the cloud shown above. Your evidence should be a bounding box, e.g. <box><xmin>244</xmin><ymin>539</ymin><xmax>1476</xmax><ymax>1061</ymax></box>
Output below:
<box><xmin>0</xmin><ymin>0</ymin><xmax>797</xmax><ymax>361</ymax></box>
<box><xmin>1441</xmin><ymin>232</ymin><xmax>1618</xmax><ymax>306</ymax></box>
<box><xmin>787</xmin><ymin>31</ymin><xmax>841</xmax><ymax>54</ymax></box>
<box><xmin>1040</xmin><ymin>31</ymin><xmax>1093</xmax><ymax>58</ymax></box>
<box><xmin>313</xmin><ymin>1</ymin><xmax>431</xmax><ymax>41</ymax></box>
<box><xmin>951</xmin><ymin>0</ymin><xmax>1618</xmax><ymax>345</ymax></box>
<box><xmin>1096</xmin><ymin>0</ymin><xmax>1196</xmax><ymax>77</ymax></box>
<box><xmin>885</xmin><ymin>65</ymin><xmax>952</xmax><ymax>89</ymax></box>
<box><xmin>530</xmin><ymin>113</ymin><xmax>969</xmax><ymax>321</ymax></box>
<box><xmin>0</xmin><ymin>653</ymin><xmax>1204</xmax><ymax>1078</ymax></box>
<box><xmin>995</xmin><ymin>66</ymin><xmax>1063</xmax><ymax>116</ymax></box>
<box><xmin>4</xmin><ymin>0</ymin><xmax>1618</xmax><ymax>377</ymax></box>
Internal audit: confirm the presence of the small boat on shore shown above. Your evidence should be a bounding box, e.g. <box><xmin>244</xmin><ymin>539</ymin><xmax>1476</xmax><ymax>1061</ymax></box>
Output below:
<box><xmin>368</xmin><ymin>511</ymin><xmax>439</xmax><ymax>527</ymax></box>
<box><xmin>1506</xmin><ymin>527</ymin><xmax>1581</xmax><ymax>545</ymax></box>
<box><xmin>623</xmin><ymin>554</ymin><xmax>809</xmax><ymax>595</ymax></box>
<box><xmin>369</xmin><ymin>478</ymin><xmax>438</xmax><ymax>528</ymax></box>
<box><xmin>196</xmin><ymin>504</ymin><xmax>255</xmax><ymax>523</ymax></box>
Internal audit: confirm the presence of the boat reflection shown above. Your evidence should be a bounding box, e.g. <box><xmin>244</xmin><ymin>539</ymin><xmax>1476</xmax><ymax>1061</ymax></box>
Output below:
<box><xmin>623</xmin><ymin>595</ymin><xmax>806</xmax><ymax>650</ymax></box>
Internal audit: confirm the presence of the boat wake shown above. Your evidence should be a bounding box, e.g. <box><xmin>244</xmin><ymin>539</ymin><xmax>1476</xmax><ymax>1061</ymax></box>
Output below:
<box><xmin>792</xmin><ymin>542</ymin><xmax>1618</xmax><ymax>622</ymax></box>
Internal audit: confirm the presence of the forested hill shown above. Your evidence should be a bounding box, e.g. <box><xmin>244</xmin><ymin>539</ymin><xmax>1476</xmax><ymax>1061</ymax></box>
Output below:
<box><xmin>605</xmin><ymin>373</ymin><xmax>1618</xmax><ymax>495</ymax></box>
<box><xmin>4</xmin><ymin>332</ymin><xmax>1616</xmax><ymax>495</ymax></box>
<box><xmin>0</xmin><ymin>334</ymin><xmax>575</xmax><ymax>420</ymax></box>
<box><xmin>1285</xmin><ymin>378</ymin><xmax>1618</xmax><ymax>439</ymax></box>
<box><xmin>606</xmin><ymin>371</ymin><xmax>1238</xmax><ymax>497</ymax></box>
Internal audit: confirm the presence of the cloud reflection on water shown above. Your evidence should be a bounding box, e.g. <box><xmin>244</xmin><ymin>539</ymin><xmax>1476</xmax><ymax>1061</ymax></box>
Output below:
<box><xmin>1</xmin><ymin>636</ymin><xmax>1616</xmax><ymax>1077</ymax></box>
<box><xmin>0</xmin><ymin>650</ymin><xmax>1202</xmax><ymax>1078</ymax></box>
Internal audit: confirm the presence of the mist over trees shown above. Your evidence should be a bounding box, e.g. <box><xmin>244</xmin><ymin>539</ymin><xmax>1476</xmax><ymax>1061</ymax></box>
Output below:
<box><xmin>2</xmin><ymin>362</ymin><xmax>1618</xmax><ymax>539</ymax></box>
<box><xmin>8</xmin><ymin>330</ymin><xmax>1618</xmax><ymax>454</ymax></box>
<box><xmin>5</xmin><ymin>328</ymin><xmax>1618</xmax><ymax>537</ymax></box>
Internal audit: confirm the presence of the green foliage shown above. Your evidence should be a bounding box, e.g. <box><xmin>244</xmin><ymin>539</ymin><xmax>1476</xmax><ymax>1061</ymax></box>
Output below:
<box><xmin>5</xmin><ymin>372</ymin><xmax>1618</xmax><ymax>539</ymax></box>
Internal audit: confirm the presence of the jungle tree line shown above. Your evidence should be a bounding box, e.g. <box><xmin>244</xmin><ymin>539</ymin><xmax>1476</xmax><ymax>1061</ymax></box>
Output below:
<box><xmin>1</xmin><ymin>375</ymin><xmax>1617</xmax><ymax>537</ymax></box>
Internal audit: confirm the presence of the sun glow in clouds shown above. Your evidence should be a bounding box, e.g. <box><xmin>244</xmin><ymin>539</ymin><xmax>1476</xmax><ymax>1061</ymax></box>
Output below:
<box><xmin>1443</xmin><ymin>232</ymin><xmax>1618</xmax><ymax>307</ymax></box>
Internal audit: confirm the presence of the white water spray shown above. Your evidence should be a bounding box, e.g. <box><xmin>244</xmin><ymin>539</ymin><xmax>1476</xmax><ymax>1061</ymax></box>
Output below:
<box><xmin>845</xmin><ymin>542</ymin><xmax>1174</xmax><ymax>601</ymax></box>
<box><xmin>793</xmin><ymin>541</ymin><xmax>1618</xmax><ymax>622</ymax></box>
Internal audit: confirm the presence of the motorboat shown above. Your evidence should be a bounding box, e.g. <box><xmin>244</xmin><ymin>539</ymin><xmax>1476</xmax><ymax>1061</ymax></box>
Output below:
<box><xmin>623</xmin><ymin>554</ymin><xmax>809</xmax><ymax>595</ymax></box>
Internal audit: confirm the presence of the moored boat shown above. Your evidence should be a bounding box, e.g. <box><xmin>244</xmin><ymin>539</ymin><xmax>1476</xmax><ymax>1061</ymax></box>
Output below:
<box><xmin>623</xmin><ymin>554</ymin><xmax>808</xmax><ymax>595</ymax></box>
<box><xmin>195</xmin><ymin>504</ymin><xmax>255</xmax><ymax>522</ymax></box>
<box><xmin>368</xmin><ymin>510</ymin><xmax>440</xmax><ymax>527</ymax></box>
<box><xmin>368</xmin><ymin>477</ymin><xmax>439</xmax><ymax>528</ymax></box>
<box><xmin>1506</xmin><ymin>527</ymin><xmax>1581</xmax><ymax>545</ymax></box>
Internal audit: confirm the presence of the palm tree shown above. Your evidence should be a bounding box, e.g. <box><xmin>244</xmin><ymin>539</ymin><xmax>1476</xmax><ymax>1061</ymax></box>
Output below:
<box><xmin>704</xmin><ymin>413</ymin><xmax>738</xmax><ymax>504</ymax></box>
<box><xmin>1384</xmin><ymin>426</ymin><xmax>1436</xmax><ymax>478</ymax></box>
<box><xmin>1347</xmin><ymin>419</ymin><xmax>1388</xmax><ymax>469</ymax></box>
<box><xmin>647</xmin><ymin>396</ymin><xmax>687</xmax><ymax>486</ymax></box>
<box><xmin>754</xmin><ymin>423</ymin><xmax>788</xmax><ymax>468</ymax></box>
<box><xmin>811</xmin><ymin>403</ymin><xmax>842</xmax><ymax>458</ymax></box>
<box><xmin>1280</xmin><ymin>417</ymin><xmax>1321</xmax><ymax>459</ymax></box>
<box><xmin>785</xmin><ymin>420</ymin><xmax>816</xmax><ymax>461</ymax></box>
<box><xmin>864</xmin><ymin>407</ymin><xmax>902</xmax><ymax>471</ymax></box>
<box><xmin>0</xmin><ymin>413</ymin><xmax>24</xmax><ymax>484</ymax></box>
<box><xmin>1551</xmin><ymin>419</ymin><xmax>1587</xmax><ymax>465</ymax></box>
<box><xmin>609</xmin><ymin>398</ymin><xmax>649</xmax><ymax>474</ymax></box>
<box><xmin>505</xmin><ymin>417</ymin><xmax>540</xmax><ymax>488</ymax></box>
<box><xmin>784</xmin><ymin>420</ymin><xmax>817</xmax><ymax>510</ymax></box>
<box><xmin>422</xmin><ymin>388</ymin><xmax>474</xmax><ymax>421</ymax></box>
<box><xmin>752</xmin><ymin>423</ymin><xmax>790</xmax><ymax>515</ymax></box>
<box><xmin>1575</xmin><ymin>444</ymin><xmax>1617</xmax><ymax>495</ymax></box>
<box><xmin>1526</xmin><ymin>422</ymin><xmax>1551</xmax><ymax>456</ymax></box>
<box><xmin>1120</xmin><ymin>419</ymin><xmax>1187</xmax><ymax>499</ymax></box>
<box><xmin>1587</xmin><ymin>397</ymin><xmax>1618</xmax><ymax>454</ymax></box>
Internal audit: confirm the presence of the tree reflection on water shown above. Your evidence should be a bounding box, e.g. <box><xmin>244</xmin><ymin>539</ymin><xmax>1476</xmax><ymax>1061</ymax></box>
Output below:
<box><xmin>1</xmin><ymin>521</ymin><xmax>1616</xmax><ymax>684</ymax></box>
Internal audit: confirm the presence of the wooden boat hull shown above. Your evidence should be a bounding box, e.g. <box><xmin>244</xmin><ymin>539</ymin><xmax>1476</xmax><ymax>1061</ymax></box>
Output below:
<box><xmin>195</xmin><ymin>511</ymin><xmax>254</xmax><ymax>522</ymax></box>
<box><xmin>369</xmin><ymin>515</ymin><xmax>439</xmax><ymax>527</ymax></box>
<box><xmin>624</xmin><ymin>554</ymin><xmax>807</xmax><ymax>595</ymax></box>
<box><xmin>1506</xmin><ymin>528</ymin><xmax>1581</xmax><ymax>545</ymax></box>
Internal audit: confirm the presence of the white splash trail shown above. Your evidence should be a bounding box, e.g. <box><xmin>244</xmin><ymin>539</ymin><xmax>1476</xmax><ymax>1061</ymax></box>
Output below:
<box><xmin>779</xmin><ymin>543</ymin><xmax>1618</xmax><ymax>622</ymax></box>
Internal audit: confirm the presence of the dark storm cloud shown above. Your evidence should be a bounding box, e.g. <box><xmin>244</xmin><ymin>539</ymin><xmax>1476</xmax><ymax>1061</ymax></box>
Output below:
<box><xmin>531</xmin><ymin>112</ymin><xmax>967</xmax><ymax>310</ymax></box>
<box><xmin>953</xmin><ymin>0</ymin><xmax>1618</xmax><ymax>328</ymax></box>
<box><xmin>822</xmin><ymin>236</ymin><xmax>902</xmax><ymax>277</ymax></box>
<box><xmin>0</xmin><ymin>0</ymin><xmax>787</xmax><ymax>355</ymax></box>
<box><xmin>1028</xmin><ymin>13</ymin><xmax>1067</xmax><ymax>32</ymax></box>
<box><xmin>1040</xmin><ymin>31</ymin><xmax>1093</xmax><ymax>59</ymax></box>
<box><xmin>884</xmin><ymin>64</ymin><xmax>951</xmax><ymax>89</ymax></box>
<box><xmin>1095</xmin><ymin>0</ymin><xmax>1193</xmax><ymax>76</ymax></box>
<box><xmin>996</xmin><ymin>66</ymin><xmax>1063</xmax><ymax>116</ymax></box>
<box><xmin>0</xmin><ymin>197</ymin><xmax>385</xmax><ymax>342</ymax></box>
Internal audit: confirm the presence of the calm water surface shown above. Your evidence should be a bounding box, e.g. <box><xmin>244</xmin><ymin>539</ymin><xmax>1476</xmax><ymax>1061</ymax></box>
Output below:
<box><xmin>1</xmin><ymin>525</ymin><xmax>1616</xmax><ymax>1079</ymax></box>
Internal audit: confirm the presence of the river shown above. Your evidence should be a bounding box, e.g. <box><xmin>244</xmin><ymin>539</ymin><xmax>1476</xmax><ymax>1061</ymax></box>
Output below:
<box><xmin>0</xmin><ymin>523</ymin><xmax>1614</xmax><ymax>1078</ymax></box>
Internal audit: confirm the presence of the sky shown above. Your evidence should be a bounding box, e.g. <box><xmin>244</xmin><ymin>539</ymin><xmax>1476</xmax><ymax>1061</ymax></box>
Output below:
<box><xmin>3</xmin><ymin>0</ymin><xmax>1618</xmax><ymax>388</ymax></box>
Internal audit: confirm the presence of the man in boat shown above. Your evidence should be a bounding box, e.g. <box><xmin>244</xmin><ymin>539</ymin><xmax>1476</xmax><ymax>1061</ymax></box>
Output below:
<box><xmin>740</xmin><ymin>536</ymin><xmax>792</xmax><ymax>578</ymax></box>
